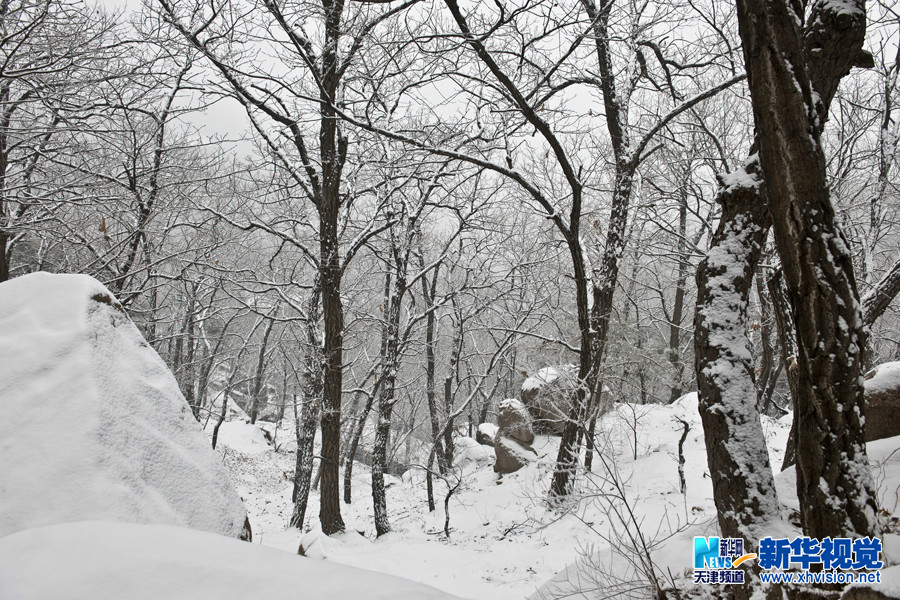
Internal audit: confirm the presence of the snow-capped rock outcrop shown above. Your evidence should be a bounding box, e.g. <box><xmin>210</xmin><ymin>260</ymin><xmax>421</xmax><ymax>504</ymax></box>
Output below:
<box><xmin>494</xmin><ymin>399</ymin><xmax>537</xmax><ymax>474</ymax></box>
<box><xmin>521</xmin><ymin>365</ymin><xmax>610</xmax><ymax>434</ymax></box>
<box><xmin>0</xmin><ymin>273</ymin><xmax>249</xmax><ymax>539</ymax></box>
<box><xmin>864</xmin><ymin>362</ymin><xmax>900</xmax><ymax>442</ymax></box>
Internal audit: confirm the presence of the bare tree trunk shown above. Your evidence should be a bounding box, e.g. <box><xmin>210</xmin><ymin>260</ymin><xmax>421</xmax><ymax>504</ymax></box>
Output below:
<box><xmin>343</xmin><ymin>384</ymin><xmax>377</xmax><ymax>504</ymax></box>
<box><xmin>291</xmin><ymin>282</ymin><xmax>323</xmax><ymax>530</ymax></box>
<box><xmin>211</xmin><ymin>328</ymin><xmax>259</xmax><ymax>450</ymax></box>
<box><xmin>667</xmin><ymin>182</ymin><xmax>690</xmax><ymax>404</ymax></box>
<box><xmin>0</xmin><ymin>232</ymin><xmax>8</xmax><ymax>283</ymax></box>
<box><xmin>735</xmin><ymin>0</ymin><xmax>876</xmax><ymax>539</ymax></box>
<box><xmin>420</xmin><ymin>264</ymin><xmax>449</xmax><ymax>474</ymax></box>
<box><xmin>769</xmin><ymin>270</ymin><xmax>801</xmax><ymax>472</ymax></box>
<box><xmin>552</xmin><ymin>0</ymin><xmax>635</xmax><ymax>497</ymax></box>
<box><xmin>249</xmin><ymin>313</ymin><xmax>276</xmax><ymax>425</ymax></box>
<box><xmin>861</xmin><ymin>259</ymin><xmax>900</xmax><ymax>329</ymax></box>
<box><xmin>372</xmin><ymin>255</ymin><xmax>406</xmax><ymax>537</ymax></box>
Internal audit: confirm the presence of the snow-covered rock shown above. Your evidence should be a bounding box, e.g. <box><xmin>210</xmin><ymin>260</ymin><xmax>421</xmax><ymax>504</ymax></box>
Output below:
<box><xmin>0</xmin><ymin>521</ymin><xmax>464</xmax><ymax>600</ymax></box>
<box><xmin>494</xmin><ymin>399</ymin><xmax>537</xmax><ymax>474</ymax></box>
<box><xmin>865</xmin><ymin>362</ymin><xmax>900</xmax><ymax>442</ymax></box>
<box><xmin>454</xmin><ymin>436</ymin><xmax>495</xmax><ymax>468</ymax></box>
<box><xmin>521</xmin><ymin>365</ymin><xmax>611</xmax><ymax>434</ymax></box>
<box><xmin>843</xmin><ymin>565</ymin><xmax>900</xmax><ymax>599</ymax></box>
<box><xmin>476</xmin><ymin>422</ymin><xmax>498</xmax><ymax>446</ymax></box>
<box><xmin>497</xmin><ymin>398</ymin><xmax>534</xmax><ymax>445</ymax></box>
<box><xmin>215</xmin><ymin>420</ymin><xmax>273</xmax><ymax>454</ymax></box>
<box><xmin>0</xmin><ymin>273</ymin><xmax>248</xmax><ymax>539</ymax></box>
<box><xmin>521</xmin><ymin>366</ymin><xmax>576</xmax><ymax>434</ymax></box>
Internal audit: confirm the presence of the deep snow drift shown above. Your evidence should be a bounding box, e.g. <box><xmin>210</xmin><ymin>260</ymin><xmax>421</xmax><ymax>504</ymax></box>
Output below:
<box><xmin>0</xmin><ymin>273</ymin><xmax>247</xmax><ymax>538</ymax></box>
<box><xmin>0</xmin><ymin>521</ymin><xmax>464</xmax><ymax>600</ymax></box>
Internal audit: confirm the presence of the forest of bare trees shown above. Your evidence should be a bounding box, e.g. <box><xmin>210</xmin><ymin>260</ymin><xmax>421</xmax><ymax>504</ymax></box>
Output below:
<box><xmin>3</xmin><ymin>0</ymin><xmax>900</xmax><ymax>596</ymax></box>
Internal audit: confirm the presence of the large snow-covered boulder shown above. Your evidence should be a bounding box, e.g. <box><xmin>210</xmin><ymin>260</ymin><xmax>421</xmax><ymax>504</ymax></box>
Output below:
<box><xmin>0</xmin><ymin>521</ymin><xmax>465</xmax><ymax>600</ymax></box>
<box><xmin>0</xmin><ymin>273</ymin><xmax>249</xmax><ymax>539</ymax></box>
<box><xmin>864</xmin><ymin>362</ymin><xmax>900</xmax><ymax>442</ymax></box>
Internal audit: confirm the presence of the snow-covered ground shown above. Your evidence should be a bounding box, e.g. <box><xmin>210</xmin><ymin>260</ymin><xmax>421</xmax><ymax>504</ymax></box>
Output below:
<box><xmin>209</xmin><ymin>392</ymin><xmax>862</xmax><ymax>600</ymax></box>
<box><xmin>2</xmin><ymin>273</ymin><xmax>898</xmax><ymax>600</ymax></box>
<box><xmin>0</xmin><ymin>521</ymin><xmax>464</xmax><ymax>600</ymax></box>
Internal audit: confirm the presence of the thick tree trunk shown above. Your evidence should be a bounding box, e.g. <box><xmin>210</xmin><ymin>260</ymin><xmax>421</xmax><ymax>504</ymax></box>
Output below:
<box><xmin>694</xmin><ymin>156</ymin><xmax>779</xmax><ymax>573</ymax></box>
<box><xmin>735</xmin><ymin>0</ymin><xmax>876</xmax><ymax>539</ymax></box>
<box><xmin>311</xmin><ymin>0</ymin><xmax>349</xmax><ymax>537</ymax></box>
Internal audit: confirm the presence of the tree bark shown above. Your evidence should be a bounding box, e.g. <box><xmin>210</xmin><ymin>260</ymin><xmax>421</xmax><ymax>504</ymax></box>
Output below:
<box><xmin>734</xmin><ymin>0</ymin><xmax>876</xmax><ymax>538</ymax></box>
<box><xmin>249</xmin><ymin>314</ymin><xmax>276</xmax><ymax>425</ymax></box>
<box><xmin>372</xmin><ymin>254</ymin><xmax>406</xmax><ymax>537</ymax></box>
<box><xmin>315</xmin><ymin>0</ymin><xmax>349</xmax><ymax>536</ymax></box>
<box><xmin>667</xmin><ymin>183</ymin><xmax>690</xmax><ymax>404</ymax></box>
<box><xmin>291</xmin><ymin>282</ymin><xmax>323</xmax><ymax>530</ymax></box>
<box><xmin>861</xmin><ymin>259</ymin><xmax>900</xmax><ymax>329</ymax></box>
<box><xmin>551</xmin><ymin>0</ymin><xmax>637</xmax><ymax>497</ymax></box>
<box><xmin>694</xmin><ymin>155</ymin><xmax>779</xmax><ymax>578</ymax></box>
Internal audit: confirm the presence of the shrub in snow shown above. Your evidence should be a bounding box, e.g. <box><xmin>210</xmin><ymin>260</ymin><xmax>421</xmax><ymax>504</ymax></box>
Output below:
<box><xmin>0</xmin><ymin>273</ymin><xmax>249</xmax><ymax>539</ymax></box>
<box><xmin>494</xmin><ymin>399</ymin><xmax>537</xmax><ymax>474</ymax></box>
<box><xmin>864</xmin><ymin>362</ymin><xmax>900</xmax><ymax>442</ymax></box>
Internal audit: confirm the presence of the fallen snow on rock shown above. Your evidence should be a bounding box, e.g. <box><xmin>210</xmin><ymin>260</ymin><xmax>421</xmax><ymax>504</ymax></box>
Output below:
<box><xmin>866</xmin><ymin>361</ymin><xmax>900</xmax><ymax>395</ymax></box>
<box><xmin>453</xmin><ymin>436</ymin><xmax>495</xmax><ymax>468</ymax></box>
<box><xmin>0</xmin><ymin>521</ymin><xmax>463</xmax><ymax>600</ymax></box>
<box><xmin>215</xmin><ymin>420</ymin><xmax>273</xmax><ymax>454</ymax></box>
<box><xmin>0</xmin><ymin>272</ymin><xmax>247</xmax><ymax>539</ymax></box>
<box><xmin>521</xmin><ymin>366</ymin><xmax>570</xmax><ymax>392</ymax></box>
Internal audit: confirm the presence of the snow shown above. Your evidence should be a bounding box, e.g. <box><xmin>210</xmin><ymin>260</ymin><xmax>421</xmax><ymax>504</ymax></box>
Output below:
<box><xmin>215</xmin><ymin>420</ymin><xmax>274</xmax><ymax>454</ymax></box>
<box><xmin>202</xmin><ymin>391</ymin><xmax>810</xmax><ymax>600</ymax></box>
<box><xmin>845</xmin><ymin>564</ymin><xmax>900</xmax><ymax>598</ymax></box>
<box><xmin>0</xmin><ymin>272</ymin><xmax>247</xmax><ymax>539</ymax></box>
<box><xmin>522</xmin><ymin>368</ymin><xmax>557</xmax><ymax>392</ymax></box>
<box><xmin>499</xmin><ymin>397</ymin><xmax>530</xmax><ymax>415</ymax></box>
<box><xmin>522</xmin><ymin>366</ymin><xmax>575</xmax><ymax>392</ymax></box>
<box><xmin>454</xmin><ymin>435</ymin><xmax>495</xmax><ymax>468</ymax></box>
<box><xmin>719</xmin><ymin>166</ymin><xmax>761</xmax><ymax>194</ymax></box>
<box><xmin>3</xmin><ymin>273</ymin><xmax>898</xmax><ymax>600</ymax></box>
<box><xmin>478</xmin><ymin>422</ymin><xmax>499</xmax><ymax>439</ymax></box>
<box><xmin>865</xmin><ymin>361</ymin><xmax>900</xmax><ymax>395</ymax></box>
<box><xmin>0</xmin><ymin>521</ymin><xmax>463</xmax><ymax>600</ymax></box>
<box><xmin>820</xmin><ymin>0</ymin><xmax>865</xmax><ymax>18</ymax></box>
